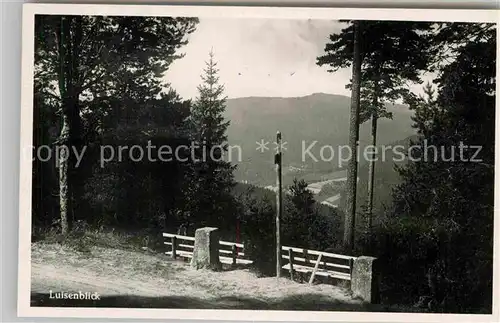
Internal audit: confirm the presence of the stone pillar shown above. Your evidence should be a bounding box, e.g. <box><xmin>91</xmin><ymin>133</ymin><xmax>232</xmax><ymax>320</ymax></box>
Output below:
<box><xmin>351</xmin><ymin>256</ymin><xmax>380</xmax><ymax>304</ymax></box>
<box><xmin>190</xmin><ymin>227</ymin><xmax>221</xmax><ymax>270</ymax></box>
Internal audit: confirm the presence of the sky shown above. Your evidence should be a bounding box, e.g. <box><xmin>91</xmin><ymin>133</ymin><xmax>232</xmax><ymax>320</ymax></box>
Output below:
<box><xmin>163</xmin><ymin>18</ymin><xmax>432</xmax><ymax>100</ymax></box>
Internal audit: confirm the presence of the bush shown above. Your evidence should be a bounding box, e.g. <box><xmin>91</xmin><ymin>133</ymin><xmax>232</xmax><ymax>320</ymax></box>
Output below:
<box><xmin>237</xmin><ymin>189</ymin><xmax>276</xmax><ymax>276</ymax></box>
<box><xmin>368</xmin><ymin>212</ymin><xmax>493</xmax><ymax>313</ymax></box>
<box><xmin>236</xmin><ymin>179</ymin><xmax>341</xmax><ymax>276</ymax></box>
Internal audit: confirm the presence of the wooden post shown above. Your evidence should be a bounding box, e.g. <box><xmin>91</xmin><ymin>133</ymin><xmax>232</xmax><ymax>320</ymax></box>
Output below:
<box><xmin>275</xmin><ymin>131</ymin><xmax>283</xmax><ymax>278</ymax></box>
<box><xmin>349</xmin><ymin>258</ymin><xmax>354</xmax><ymax>277</ymax></box>
<box><xmin>288</xmin><ymin>248</ymin><xmax>294</xmax><ymax>281</ymax></box>
<box><xmin>171</xmin><ymin>236</ymin><xmax>177</xmax><ymax>260</ymax></box>
<box><xmin>232</xmin><ymin>244</ymin><xmax>237</xmax><ymax>266</ymax></box>
<box><xmin>303</xmin><ymin>249</ymin><xmax>309</xmax><ymax>265</ymax></box>
<box><xmin>309</xmin><ymin>253</ymin><xmax>323</xmax><ymax>285</ymax></box>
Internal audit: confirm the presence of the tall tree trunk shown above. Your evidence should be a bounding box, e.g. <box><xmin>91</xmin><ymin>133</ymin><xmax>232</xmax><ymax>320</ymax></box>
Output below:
<box><xmin>366</xmin><ymin>70</ymin><xmax>381</xmax><ymax>252</ymax></box>
<box><xmin>343</xmin><ymin>20</ymin><xmax>362</xmax><ymax>254</ymax></box>
<box><xmin>59</xmin><ymin>114</ymin><xmax>71</xmax><ymax>235</ymax></box>
<box><xmin>55</xmin><ymin>17</ymin><xmax>70</xmax><ymax>235</ymax></box>
<box><xmin>366</xmin><ymin>108</ymin><xmax>378</xmax><ymax>249</ymax></box>
<box><xmin>56</xmin><ymin>16</ymin><xmax>82</xmax><ymax>234</ymax></box>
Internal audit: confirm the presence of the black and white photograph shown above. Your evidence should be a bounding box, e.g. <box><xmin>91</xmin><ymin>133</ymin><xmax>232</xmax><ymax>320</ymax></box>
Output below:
<box><xmin>18</xmin><ymin>3</ymin><xmax>499</xmax><ymax>321</ymax></box>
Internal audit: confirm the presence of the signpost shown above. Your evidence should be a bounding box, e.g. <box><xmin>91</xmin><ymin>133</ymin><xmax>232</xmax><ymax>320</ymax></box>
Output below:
<box><xmin>275</xmin><ymin>131</ymin><xmax>283</xmax><ymax>278</ymax></box>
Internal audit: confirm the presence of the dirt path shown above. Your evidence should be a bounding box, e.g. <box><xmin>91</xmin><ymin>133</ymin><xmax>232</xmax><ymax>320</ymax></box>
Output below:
<box><xmin>31</xmin><ymin>262</ymin><xmax>206</xmax><ymax>298</ymax></box>
<box><xmin>31</xmin><ymin>242</ymin><xmax>369</xmax><ymax>310</ymax></box>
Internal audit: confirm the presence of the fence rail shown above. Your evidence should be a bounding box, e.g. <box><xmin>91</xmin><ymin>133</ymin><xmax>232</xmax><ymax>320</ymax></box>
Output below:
<box><xmin>162</xmin><ymin>233</ymin><xmax>252</xmax><ymax>265</ymax></box>
<box><xmin>281</xmin><ymin>245</ymin><xmax>356</xmax><ymax>282</ymax></box>
<box><xmin>162</xmin><ymin>232</ymin><xmax>356</xmax><ymax>284</ymax></box>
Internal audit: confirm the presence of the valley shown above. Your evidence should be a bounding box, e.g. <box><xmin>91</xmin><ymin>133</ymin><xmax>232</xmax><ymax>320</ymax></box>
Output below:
<box><xmin>226</xmin><ymin>93</ymin><xmax>416</xmax><ymax>211</ymax></box>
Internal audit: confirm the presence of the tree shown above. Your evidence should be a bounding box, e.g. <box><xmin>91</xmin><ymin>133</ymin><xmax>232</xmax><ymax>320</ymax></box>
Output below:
<box><xmin>185</xmin><ymin>51</ymin><xmax>236</xmax><ymax>233</ymax></box>
<box><xmin>83</xmin><ymin>87</ymin><xmax>192</xmax><ymax>231</ymax></box>
<box><xmin>282</xmin><ymin>178</ymin><xmax>339</xmax><ymax>251</ymax></box>
<box><xmin>283</xmin><ymin>178</ymin><xmax>316</xmax><ymax>245</ymax></box>
<box><xmin>387</xmin><ymin>22</ymin><xmax>495</xmax><ymax>312</ymax></box>
<box><xmin>316</xmin><ymin>20</ymin><xmax>362</xmax><ymax>253</ymax></box>
<box><xmin>34</xmin><ymin>15</ymin><xmax>198</xmax><ymax>233</ymax></box>
<box><xmin>32</xmin><ymin>79</ymin><xmax>60</xmax><ymax>233</ymax></box>
<box><xmin>317</xmin><ymin>20</ymin><xmax>434</xmax><ymax>251</ymax></box>
<box><xmin>237</xmin><ymin>180</ymin><xmax>339</xmax><ymax>275</ymax></box>
<box><xmin>237</xmin><ymin>187</ymin><xmax>276</xmax><ymax>276</ymax></box>
<box><xmin>344</xmin><ymin>20</ymin><xmax>362</xmax><ymax>255</ymax></box>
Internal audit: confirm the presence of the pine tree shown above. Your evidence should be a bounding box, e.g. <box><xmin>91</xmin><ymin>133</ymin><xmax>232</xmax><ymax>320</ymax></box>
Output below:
<box><xmin>317</xmin><ymin>20</ymin><xmax>362</xmax><ymax>254</ymax></box>
<box><xmin>283</xmin><ymin>178</ymin><xmax>316</xmax><ymax>246</ymax></box>
<box><xmin>317</xmin><ymin>20</ymin><xmax>434</xmax><ymax>252</ymax></box>
<box><xmin>186</xmin><ymin>51</ymin><xmax>236</xmax><ymax>232</ymax></box>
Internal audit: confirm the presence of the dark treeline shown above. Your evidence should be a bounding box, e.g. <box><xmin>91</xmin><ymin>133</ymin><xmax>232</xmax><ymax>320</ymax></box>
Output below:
<box><xmin>319</xmin><ymin>21</ymin><xmax>495</xmax><ymax>313</ymax></box>
<box><xmin>33</xmin><ymin>15</ymin><xmax>200</xmax><ymax>234</ymax></box>
<box><xmin>33</xmin><ymin>16</ymin><xmax>495</xmax><ymax>313</ymax></box>
<box><xmin>33</xmin><ymin>16</ymin><xmax>249</xmax><ymax>240</ymax></box>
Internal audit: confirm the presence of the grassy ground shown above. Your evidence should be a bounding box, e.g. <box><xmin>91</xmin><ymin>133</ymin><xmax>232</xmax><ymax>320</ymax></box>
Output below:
<box><xmin>30</xmin><ymin>230</ymin><xmax>415</xmax><ymax>311</ymax></box>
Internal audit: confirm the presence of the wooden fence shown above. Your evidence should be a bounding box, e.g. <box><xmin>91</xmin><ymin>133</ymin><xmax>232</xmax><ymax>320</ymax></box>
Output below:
<box><xmin>281</xmin><ymin>245</ymin><xmax>356</xmax><ymax>283</ymax></box>
<box><xmin>162</xmin><ymin>233</ymin><xmax>253</xmax><ymax>265</ymax></box>
<box><xmin>162</xmin><ymin>232</ymin><xmax>357</xmax><ymax>284</ymax></box>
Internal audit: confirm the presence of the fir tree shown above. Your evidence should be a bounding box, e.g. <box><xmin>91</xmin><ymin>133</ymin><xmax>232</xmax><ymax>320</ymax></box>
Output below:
<box><xmin>185</xmin><ymin>51</ymin><xmax>236</xmax><ymax>232</ymax></box>
<box><xmin>283</xmin><ymin>178</ymin><xmax>316</xmax><ymax>246</ymax></box>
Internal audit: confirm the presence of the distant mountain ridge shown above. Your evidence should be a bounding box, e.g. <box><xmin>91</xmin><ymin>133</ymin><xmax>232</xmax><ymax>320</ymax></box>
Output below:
<box><xmin>224</xmin><ymin>92</ymin><xmax>416</xmax><ymax>186</ymax></box>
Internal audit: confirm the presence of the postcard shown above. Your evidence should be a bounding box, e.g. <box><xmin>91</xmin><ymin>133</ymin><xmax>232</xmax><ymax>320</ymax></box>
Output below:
<box><xmin>18</xmin><ymin>3</ymin><xmax>499</xmax><ymax>322</ymax></box>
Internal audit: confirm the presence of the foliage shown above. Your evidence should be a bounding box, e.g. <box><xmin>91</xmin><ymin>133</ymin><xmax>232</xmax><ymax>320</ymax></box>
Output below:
<box><xmin>317</xmin><ymin>21</ymin><xmax>435</xmax><ymax>123</ymax></box>
<box><xmin>33</xmin><ymin>15</ymin><xmax>198</xmax><ymax>232</ymax></box>
<box><xmin>182</xmin><ymin>52</ymin><xmax>238</xmax><ymax>235</ymax></box>
<box><xmin>281</xmin><ymin>179</ymin><xmax>336</xmax><ymax>250</ymax></box>
<box><xmin>282</xmin><ymin>179</ymin><xmax>316</xmax><ymax>245</ymax></box>
<box><xmin>235</xmin><ymin>180</ymin><xmax>340</xmax><ymax>276</ymax></box>
<box><xmin>237</xmin><ymin>186</ymin><xmax>276</xmax><ymax>276</ymax></box>
<box><xmin>378</xmin><ymin>22</ymin><xmax>495</xmax><ymax>313</ymax></box>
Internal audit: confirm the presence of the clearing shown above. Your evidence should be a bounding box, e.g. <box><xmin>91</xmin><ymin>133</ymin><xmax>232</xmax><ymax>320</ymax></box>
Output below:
<box><xmin>31</xmin><ymin>241</ymin><xmax>393</xmax><ymax>311</ymax></box>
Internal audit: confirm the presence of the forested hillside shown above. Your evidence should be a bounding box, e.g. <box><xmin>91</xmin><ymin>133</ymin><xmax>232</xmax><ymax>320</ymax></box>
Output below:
<box><xmin>225</xmin><ymin>93</ymin><xmax>415</xmax><ymax>186</ymax></box>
